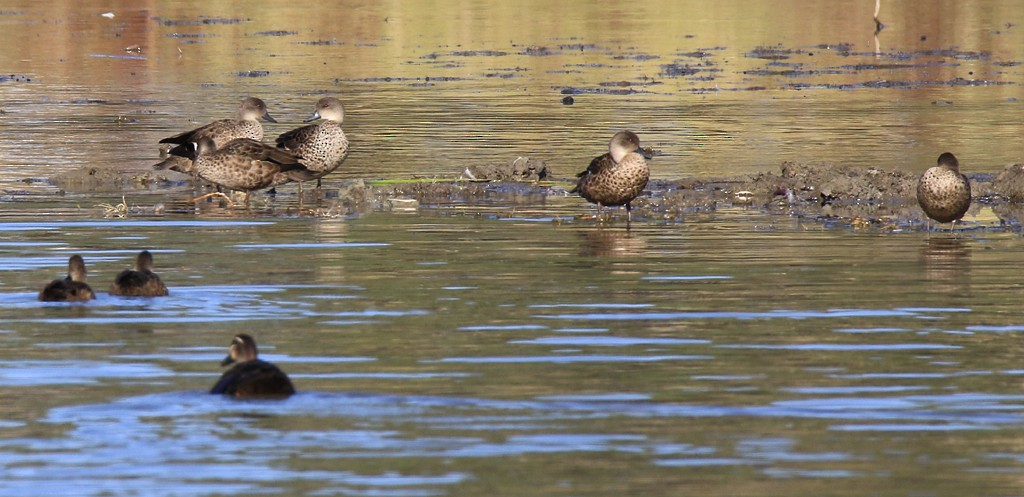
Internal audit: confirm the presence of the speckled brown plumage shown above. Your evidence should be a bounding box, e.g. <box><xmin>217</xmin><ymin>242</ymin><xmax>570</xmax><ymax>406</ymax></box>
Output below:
<box><xmin>275</xmin><ymin>97</ymin><xmax>349</xmax><ymax>186</ymax></box>
<box><xmin>39</xmin><ymin>255</ymin><xmax>95</xmax><ymax>302</ymax></box>
<box><xmin>189</xmin><ymin>137</ymin><xmax>317</xmax><ymax>193</ymax></box>
<box><xmin>153</xmin><ymin>97</ymin><xmax>276</xmax><ymax>175</ymax></box>
<box><xmin>109</xmin><ymin>250</ymin><xmax>168</xmax><ymax>297</ymax></box>
<box><xmin>917</xmin><ymin>152</ymin><xmax>971</xmax><ymax>224</ymax></box>
<box><xmin>211</xmin><ymin>334</ymin><xmax>295</xmax><ymax>398</ymax></box>
<box><xmin>571</xmin><ymin>130</ymin><xmax>651</xmax><ymax>219</ymax></box>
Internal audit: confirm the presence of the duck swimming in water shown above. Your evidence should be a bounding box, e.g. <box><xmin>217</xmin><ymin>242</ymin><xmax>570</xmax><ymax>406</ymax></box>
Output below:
<box><xmin>109</xmin><ymin>250</ymin><xmax>169</xmax><ymax>297</ymax></box>
<box><xmin>39</xmin><ymin>255</ymin><xmax>95</xmax><ymax>302</ymax></box>
<box><xmin>210</xmin><ymin>334</ymin><xmax>295</xmax><ymax>398</ymax></box>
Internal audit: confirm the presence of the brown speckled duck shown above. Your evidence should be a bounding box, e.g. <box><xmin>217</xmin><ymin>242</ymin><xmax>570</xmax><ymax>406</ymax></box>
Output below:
<box><xmin>188</xmin><ymin>137</ymin><xmax>317</xmax><ymax>205</ymax></box>
<box><xmin>109</xmin><ymin>250</ymin><xmax>168</xmax><ymax>297</ymax></box>
<box><xmin>917</xmin><ymin>152</ymin><xmax>971</xmax><ymax>227</ymax></box>
<box><xmin>153</xmin><ymin>97</ymin><xmax>277</xmax><ymax>175</ymax></box>
<box><xmin>210</xmin><ymin>334</ymin><xmax>295</xmax><ymax>398</ymax></box>
<box><xmin>571</xmin><ymin>130</ymin><xmax>651</xmax><ymax>221</ymax></box>
<box><xmin>275</xmin><ymin>97</ymin><xmax>350</xmax><ymax>192</ymax></box>
<box><xmin>39</xmin><ymin>255</ymin><xmax>95</xmax><ymax>302</ymax></box>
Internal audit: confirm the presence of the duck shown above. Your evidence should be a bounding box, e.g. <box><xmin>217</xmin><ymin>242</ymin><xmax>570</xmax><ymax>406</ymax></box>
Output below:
<box><xmin>152</xmin><ymin>97</ymin><xmax>277</xmax><ymax>175</ymax></box>
<box><xmin>187</xmin><ymin>137</ymin><xmax>317</xmax><ymax>205</ymax></box>
<box><xmin>39</xmin><ymin>255</ymin><xmax>95</xmax><ymax>302</ymax></box>
<box><xmin>917</xmin><ymin>152</ymin><xmax>971</xmax><ymax>227</ymax></box>
<box><xmin>274</xmin><ymin>97</ymin><xmax>350</xmax><ymax>193</ymax></box>
<box><xmin>571</xmin><ymin>130</ymin><xmax>651</xmax><ymax>222</ymax></box>
<box><xmin>210</xmin><ymin>334</ymin><xmax>295</xmax><ymax>397</ymax></box>
<box><xmin>109</xmin><ymin>250</ymin><xmax>169</xmax><ymax>297</ymax></box>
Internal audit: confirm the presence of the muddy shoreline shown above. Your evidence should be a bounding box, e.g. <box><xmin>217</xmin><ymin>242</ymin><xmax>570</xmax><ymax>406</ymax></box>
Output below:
<box><xmin>30</xmin><ymin>158</ymin><xmax>1024</xmax><ymax>228</ymax></box>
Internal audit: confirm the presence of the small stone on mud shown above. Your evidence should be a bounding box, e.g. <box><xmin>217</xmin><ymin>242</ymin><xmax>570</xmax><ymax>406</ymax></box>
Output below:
<box><xmin>463</xmin><ymin>157</ymin><xmax>549</xmax><ymax>181</ymax></box>
<box><xmin>992</xmin><ymin>163</ymin><xmax>1024</xmax><ymax>201</ymax></box>
<box><xmin>335</xmin><ymin>179</ymin><xmax>369</xmax><ymax>207</ymax></box>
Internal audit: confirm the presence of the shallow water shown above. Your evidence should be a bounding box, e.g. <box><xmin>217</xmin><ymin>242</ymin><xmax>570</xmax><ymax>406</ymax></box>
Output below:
<box><xmin>3</xmin><ymin>211</ymin><xmax>1024</xmax><ymax>495</ymax></box>
<box><xmin>0</xmin><ymin>0</ymin><xmax>1022</xmax><ymax>185</ymax></box>
<box><xmin>2</xmin><ymin>1</ymin><xmax>1024</xmax><ymax>496</ymax></box>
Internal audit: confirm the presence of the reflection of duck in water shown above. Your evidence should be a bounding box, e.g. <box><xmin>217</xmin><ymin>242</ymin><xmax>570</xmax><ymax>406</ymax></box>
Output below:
<box><xmin>577</xmin><ymin>228</ymin><xmax>649</xmax><ymax>258</ymax></box>
<box><xmin>153</xmin><ymin>97</ymin><xmax>277</xmax><ymax>176</ymax></box>
<box><xmin>39</xmin><ymin>255</ymin><xmax>95</xmax><ymax>302</ymax></box>
<box><xmin>919</xmin><ymin>236</ymin><xmax>970</xmax><ymax>291</ymax></box>
<box><xmin>109</xmin><ymin>250</ymin><xmax>169</xmax><ymax>297</ymax></box>
<box><xmin>572</xmin><ymin>131</ymin><xmax>651</xmax><ymax>222</ymax></box>
<box><xmin>211</xmin><ymin>334</ymin><xmax>295</xmax><ymax>398</ymax></box>
<box><xmin>917</xmin><ymin>152</ymin><xmax>971</xmax><ymax>228</ymax></box>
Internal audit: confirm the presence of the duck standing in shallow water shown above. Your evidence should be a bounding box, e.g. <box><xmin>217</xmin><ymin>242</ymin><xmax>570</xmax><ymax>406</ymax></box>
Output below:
<box><xmin>187</xmin><ymin>137</ymin><xmax>317</xmax><ymax>205</ymax></box>
<box><xmin>211</xmin><ymin>334</ymin><xmax>295</xmax><ymax>398</ymax></box>
<box><xmin>571</xmin><ymin>130</ymin><xmax>651</xmax><ymax>222</ymax></box>
<box><xmin>917</xmin><ymin>152</ymin><xmax>971</xmax><ymax>228</ymax></box>
<box><xmin>39</xmin><ymin>255</ymin><xmax>95</xmax><ymax>302</ymax></box>
<box><xmin>109</xmin><ymin>250</ymin><xmax>169</xmax><ymax>297</ymax></box>
<box><xmin>274</xmin><ymin>97</ymin><xmax>350</xmax><ymax>193</ymax></box>
<box><xmin>153</xmin><ymin>97</ymin><xmax>277</xmax><ymax>175</ymax></box>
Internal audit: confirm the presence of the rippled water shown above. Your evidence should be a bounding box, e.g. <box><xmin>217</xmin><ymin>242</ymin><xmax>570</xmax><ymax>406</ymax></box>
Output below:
<box><xmin>2</xmin><ymin>212</ymin><xmax>1024</xmax><ymax>495</ymax></box>
<box><xmin>0</xmin><ymin>0</ymin><xmax>1022</xmax><ymax>186</ymax></box>
<box><xmin>2</xmin><ymin>0</ymin><xmax>1024</xmax><ymax>496</ymax></box>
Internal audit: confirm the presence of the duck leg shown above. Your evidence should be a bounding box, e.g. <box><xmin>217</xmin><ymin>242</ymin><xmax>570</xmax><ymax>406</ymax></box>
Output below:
<box><xmin>190</xmin><ymin>192</ymin><xmax>236</xmax><ymax>207</ymax></box>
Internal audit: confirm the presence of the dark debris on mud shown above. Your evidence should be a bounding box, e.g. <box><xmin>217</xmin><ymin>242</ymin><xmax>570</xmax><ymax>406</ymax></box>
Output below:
<box><xmin>299</xmin><ymin>39</ymin><xmax>344</xmax><ymax>46</ymax></box>
<box><xmin>252</xmin><ymin>30</ymin><xmax>297</xmax><ymax>37</ymax></box>
<box><xmin>0</xmin><ymin>74</ymin><xmax>32</xmax><ymax>83</ymax></box>
<box><xmin>152</xmin><ymin>16</ymin><xmax>248</xmax><ymax>26</ymax></box>
<box><xmin>746</xmin><ymin>45</ymin><xmax>805</xmax><ymax>60</ymax></box>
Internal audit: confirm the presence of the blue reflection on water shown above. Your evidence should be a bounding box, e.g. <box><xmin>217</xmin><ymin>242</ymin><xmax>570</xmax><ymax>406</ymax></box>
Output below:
<box><xmin>535</xmin><ymin>307</ymin><xmax>970</xmax><ymax>321</ymax></box>
<box><xmin>0</xmin><ymin>361</ymin><xmax>172</xmax><ymax>386</ymax></box>
<box><xmin>0</xmin><ymin>386</ymin><xmax>1021</xmax><ymax>495</ymax></box>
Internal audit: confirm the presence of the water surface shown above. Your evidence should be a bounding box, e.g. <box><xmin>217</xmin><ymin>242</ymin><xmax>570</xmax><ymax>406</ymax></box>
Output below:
<box><xmin>1</xmin><ymin>1</ymin><xmax>1024</xmax><ymax>496</ymax></box>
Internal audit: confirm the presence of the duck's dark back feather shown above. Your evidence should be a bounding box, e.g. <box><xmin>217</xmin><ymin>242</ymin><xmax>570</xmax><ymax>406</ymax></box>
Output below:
<box><xmin>211</xmin><ymin>359</ymin><xmax>295</xmax><ymax>397</ymax></box>
<box><xmin>571</xmin><ymin>153</ymin><xmax>613</xmax><ymax>190</ymax></box>
<box><xmin>159</xmin><ymin>119</ymin><xmax>237</xmax><ymax>145</ymax></box>
<box><xmin>110</xmin><ymin>270</ymin><xmax>168</xmax><ymax>297</ymax></box>
<box><xmin>39</xmin><ymin>277</ymin><xmax>95</xmax><ymax>302</ymax></box>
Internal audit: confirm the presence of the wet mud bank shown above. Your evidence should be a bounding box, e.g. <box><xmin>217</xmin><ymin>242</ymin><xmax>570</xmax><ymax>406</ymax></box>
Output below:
<box><xmin>34</xmin><ymin>159</ymin><xmax>1024</xmax><ymax>229</ymax></box>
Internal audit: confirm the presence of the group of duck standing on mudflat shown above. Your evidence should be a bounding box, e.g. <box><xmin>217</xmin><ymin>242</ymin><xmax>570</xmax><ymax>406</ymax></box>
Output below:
<box><xmin>152</xmin><ymin>96</ymin><xmax>351</xmax><ymax>204</ymax></box>
<box><xmin>143</xmin><ymin>95</ymin><xmax>970</xmax><ymax>227</ymax></box>
<box><xmin>144</xmin><ymin>95</ymin><xmax>655</xmax><ymax>216</ymax></box>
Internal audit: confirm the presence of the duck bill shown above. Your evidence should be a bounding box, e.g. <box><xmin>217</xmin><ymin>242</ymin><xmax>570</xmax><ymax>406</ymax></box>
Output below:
<box><xmin>636</xmin><ymin>146</ymin><xmax>653</xmax><ymax>159</ymax></box>
<box><xmin>302</xmin><ymin>111</ymin><xmax>322</xmax><ymax>123</ymax></box>
<box><xmin>220</xmin><ymin>355</ymin><xmax>236</xmax><ymax>367</ymax></box>
<box><xmin>262</xmin><ymin>111</ymin><xmax>278</xmax><ymax>123</ymax></box>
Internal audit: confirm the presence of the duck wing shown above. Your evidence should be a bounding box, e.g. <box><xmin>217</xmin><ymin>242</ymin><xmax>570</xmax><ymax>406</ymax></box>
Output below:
<box><xmin>570</xmin><ymin>153</ymin><xmax>613</xmax><ymax>193</ymax></box>
<box><xmin>275</xmin><ymin>124</ymin><xmax>319</xmax><ymax>151</ymax></box>
<box><xmin>158</xmin><ymin>119</ymin><xmax>235</xmax><ymax>145</ymax></box>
